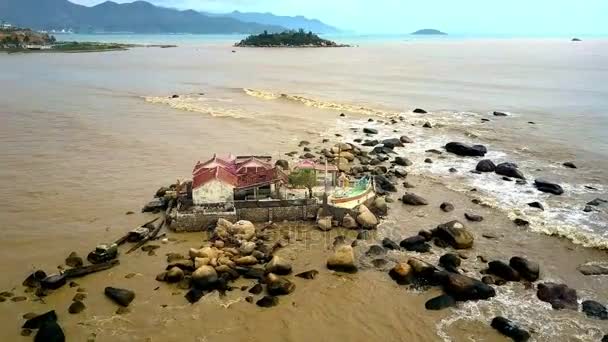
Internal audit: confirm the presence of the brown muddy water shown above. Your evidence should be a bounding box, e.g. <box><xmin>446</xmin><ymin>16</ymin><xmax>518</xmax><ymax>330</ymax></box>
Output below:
<box><xmin>0</xmin><ymin>39</ymin><xmax>608</xmax><ymax>341</ymax></box>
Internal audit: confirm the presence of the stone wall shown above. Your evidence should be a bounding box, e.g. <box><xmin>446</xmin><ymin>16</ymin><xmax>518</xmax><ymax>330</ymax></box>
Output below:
<box><xmin>170</xmin><ymin>211</ymin><xmax>237</xmax><ymax>233</ymax></box>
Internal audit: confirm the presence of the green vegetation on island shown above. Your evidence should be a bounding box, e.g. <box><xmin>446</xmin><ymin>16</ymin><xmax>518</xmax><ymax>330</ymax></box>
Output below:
<box><xmin>411</xmin><ymin>29</ymin><xmax>447</xmax><ymax>35</ymax></box>
<box><xmin>235</xmin><ymin>29</ymin><xmax>348</xmax><ymax>47</ymax></box>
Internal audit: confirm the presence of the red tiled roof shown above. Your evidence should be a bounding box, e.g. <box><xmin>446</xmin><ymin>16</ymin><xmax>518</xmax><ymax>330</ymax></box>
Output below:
<box><xmin>296</xmin><ymin>160</ymin><xmax>339</xmax><ymax>172</ymax></box>
<box><xmin>192</xmin><ymin>166</ymin><xmax>238</xmax><ymax>189</ymax></box>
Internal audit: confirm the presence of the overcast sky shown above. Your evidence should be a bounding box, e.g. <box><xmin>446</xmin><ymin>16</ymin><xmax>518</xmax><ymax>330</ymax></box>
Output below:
<box><xmin>70</xmin><ymin>0</ymin><xmax>608</xmax><ymax>35</ymax></box>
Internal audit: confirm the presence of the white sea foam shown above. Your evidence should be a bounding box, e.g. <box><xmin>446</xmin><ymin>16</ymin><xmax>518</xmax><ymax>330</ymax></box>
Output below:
<box><xmin>144</xmin><ymin>94</ymin><xmax>252</xmax><ymax>119</ymax></box>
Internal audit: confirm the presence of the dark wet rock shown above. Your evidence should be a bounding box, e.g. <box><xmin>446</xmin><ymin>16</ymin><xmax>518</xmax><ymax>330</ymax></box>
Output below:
<box><xmin>177</xmin><ymin>277</ymin><xmax>192</xmax><ymax>290</ymax></box>
<box><xmin>298</xmin><ymin>140</ymin><xmax>310</xmax><ymax>147</ymax></box>
<box><xmin>513</xmin><ymin>218</ymin><xmax>530</xmax><ymax>227</ymax></box>
<box><xmin>265</xmin><ymin>256</ymin><xmax>292</xmax><ymax>275</ymax></box>
<box><xmin>425</xmin><ymin>295</ymin><xmax>456</xmax><ymax>311</ymax></box>
<box><xmin>21</xmin><ymin>329</ymin><xmax>32</xmax><ymax>337</ymax></box>
<box><xmin>476</xmin><ymin>159</ymin><xmax>496</xmax><ymax>172</ymax></box>
<box><xmin>413</xmin><ymin>108</ymin><xmax>427</xmax><ymax>114</ymax></box>
<box><xmin>68</xmin><ymin>300</ymin><xmax>85</xmax><ymax>314</ymax></box>
<box><xmin>527</xmin><ymin>202</ymin><xmax>544</xmax><ymax>211</ymax></box>
<box><xmin>192</xmin><ymin>266</ymin><xmax>219</xmax><ymax>289</ymax></box>
<box><xmin>363</xmin><ymin>128</ymin><xmax>378</xmax><ymax>135</ymax></box>
<box><xmin>65</xmin><ymin>252</ymin><xmax>83</xmax><ymax>268</ymax></box>
<box><xmin>402</xmin><ymin>192</ymin><xmax>429</xmax><ymax>206</ymax></box>
<box><xmin>509</xmin><ymin>257</ymin><xmax>539</xmax><ymax>282</ymax></box>
<box><xmin>267</xmin><ymin>274</ymin><xmax>296</xmax><ymax>296</ymax></box>
<box><xmin>23</xmin><ymin>311</ymin><xmax>58</xmax><ymax>329</ymax></box>
<box><xmin>12</xmin><ymin>296</ymin><xmax>27</xmax><ymax>302</ymax></box>
<box><xmin>495</xmin><ymin>162</ymin><xmax>525</xmax><ymax>179</ymax></box>
<box><xmin>578</xmin><ymin>262</ymin><xmax>608</xmax><ymax>276</ymax></box>
<box><xmin>327</xmin><ymin>245</ymin><xmax>357</xmax><ymax>273</ymax></box>
<box><xmin>382</xmin><ymin>138</ymin><xmax>404</xmax><ymax>149</ymax></box>
<box><xmin>493</xmin><ymin>111</ymin><xmax>509</xmax><ymax>117</ymax></box>
<box><xmin>184</xmin><ymin>288</ymin><xmax>204</xmax><ymax>304</ymax></box>
<box><xmin>356</xmin><ymin>230</ymin><xmax>372</xmax><ymax>240</ymax></box>
<box><xmin>166</xmin><ymin>259</ymin><xmax>195</xmax><ymax>271</ymax></box>
<box><xmin>443</xmin><ymin>273</ymin><xmax>496</xmax><ymax>301</ymax></box>
<box><xmin>382</xmin><ymin>237</ymin><xmax>400</xmax><ymax>250</ymax></box>
<box><xmin>116</xmin><ymin>307</ymin><xmax>130</xmax><ymax>315</ymax></box>
<box><xmin>422</xmin><ymin>121</ymin><xmax>433</xmax><ymax>128</ymax></box>
<box><xmin>488</xmin><ymin>261</ymin><xmax>520</xmax><ymax>281</ymax></box>
<box><xmin>372</xmin><ymin>146</ymin><xmax>396</xmax><ymax>155</ymax></box>
<box><xmin>563</xmin><ymin>162</ymin><xmax>577</xmax><ymax>169</ymax></box>
<box><xmin>256</xmin><ymin>296</ymin><xmax>279</xmax><ymax>308</ymax></box>
<box><xmin>394</xmin><ymin>156</ymin><xmax>412</xmax><ymax>166</ymax></box>
<box><xmin>440</xmin><ymin>202</ymin><xmax>455</xmax><ymax>212</ymax></box>
<box><xmin>481</xmin><ymin>276</ymin><xmax>495</xmax><ymax>285</ymax></box>
<box><xmin>534</xmin><ymin>179</ymin><xmax>564</xmax><ymax>195</ymax></box>
<box><xmin>394</xmin><ymin>168</ymin><xmax>408</xmax><ymax>178</ymax></box>
<box><xmin>245</xmin><ymin>296</ymin><xmax>254</xmax><ymax>303</ymax></box>
<box><xmin>142</xmin><ymin>197</ymin><xmax>166</xmax><ymax>213</ymax></box>
<box><xmin>333</xmin><ymin>235</ymin><xmax>348</xmax><ymax>248</ymax></box>
<box><xmin>582</xmin><ymin>300</ymin><xmax>608</xmax><ymax>320</ymax></box>
<box><xmin>166</xmin><ymin>267</ymin><xmax>185</xmax><ymax>283</ymax></box>
<box><xmin>400</xmin><ymin>136</ymin><xmax>414</xmax><ymax>144</ymax></box>
<box><xmin>516</xmin><ymin>179</ymin><xmax>527</xmax><ymax>185</ymax></box>
<box><xmin>248</xmin><ymin>283</ymin><xmax>263</xmax><ymax>295</ymax></box>
<box><xmin>537</xmin><ymin>282</ymin><xmax>578</xmax><ymax>310</ymax></box>
<box><xmin>403</xmin><ymin>181</ymin><xmax>415</xmax><ymax>188</ymax></box>
<box><xmin>389</xmin><ymin>263</ymin><xmax>413</xmax><ymax>285</ymax></box>
<box><xmin>295</xmin><ymin>270</ymin><xmax>319</xmax><ymax>280</ymax></box>
<box><xmin>491</xmin><ymin>316</ymin><xmax>530</xmax><ymax>342</ymax></box>
<box><xmin>372</xmin><ymin>259</ymin><xmax>389</xmax><ymax>268</ymax></box>
<box><xmin>366</xmin><ymin>245</ymin><xmax>386</xmax><ymax>257</ymax></box>
<box><xmin>502</xmin><ymin>176</ymin><xmax>513</xmax><ymax>182</ymax></box>
<box><xmin>445</xmin><ymin>142</ymin><xmax>487</xmax><ymax>157</ymax></box>
<box><xmin>418</xmin><ymin>230</ymin><xmax>433</xmax><ymax>241</ymax></box>
<box><xmin>362</xmin><ymin>139</ymin><xmax>379</xmax><ymax>147</ymax></box>
<box><xmin>374</xmin><ymin>175</ymin><xmax>397</xmax><ymax>193</ymax></box>
<box><xmin>583</xmin><ymin>205</ymin><xmax>595</xmax><ymax>212</ymax></box>
<box><xmin>23</xmin><ymin>270</ymin><xmax>47</xmax><ymax>288</ymax></box>
<box><xmin>439</xmin><ymin>253</ymin><xmax>462</xmax><ymax>273</ymax></box>
<box><xmin>407</xmin><ymin>258</ymin><xmax>438</xmax><ymax>281</ymax></box>
<box><xmin>0</xmin><ymin>291</ymin><xmax>13</xmax><ymax>298</ymax></box>
<box><xmin>587</xmin><ymin>198</ymin><xmax>607</xmax><ymax>206</ymax></box>
<box><xmin>424</xmin><ymin>158</ymin><xmax>433</xmax><ymax>163</ymax></box>
<box><xmin>400</xmin><ymin>236</ymin><xmax>431</xmax><ymax>253</ymax></box>
<box><xmin>464</xmin><ymin>213</ymin><xmax>484</xmax><ymax>222</ymax></box>
<box><xmin>35</xmin><ymin>320</ymin><xmax>65</xmax><ymax>342</ymax></box>
<box><xmin>432</xmin><ymin>221</ymin><xmax>474</xmax><ymax>249</ymax></box>
<box><xmin>104</xmin><ymin>287</ymin><xmax>135</xmax><ymax>307</ymax></box>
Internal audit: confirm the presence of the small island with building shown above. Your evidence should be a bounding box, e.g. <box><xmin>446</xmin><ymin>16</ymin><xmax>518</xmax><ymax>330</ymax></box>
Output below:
<box><xmin>411</xmin><ymin>29</ymin><xmax>447</xmax><ymax>35</ymax></box>
<box><xmin>235</xmin><ymin>29</ymin><xmax>348</xmax><ymax>47</ymax></box>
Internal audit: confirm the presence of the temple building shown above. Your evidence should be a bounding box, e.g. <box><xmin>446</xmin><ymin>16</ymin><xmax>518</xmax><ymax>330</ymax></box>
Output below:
<box><xmin>294</xmin><ymin>160</ymin><xmax>339</xmax><ymax>186</ymax></box>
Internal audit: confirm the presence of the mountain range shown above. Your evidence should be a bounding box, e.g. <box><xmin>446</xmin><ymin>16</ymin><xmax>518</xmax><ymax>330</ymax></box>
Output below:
<box><xmin>0</xmin><ymin>0</ymin><xmax>339</xmax><ymax>34</ymax></box>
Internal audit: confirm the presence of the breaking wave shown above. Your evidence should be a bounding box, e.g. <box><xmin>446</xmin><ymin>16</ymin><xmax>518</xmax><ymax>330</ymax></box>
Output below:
<box><xmin>144</xmin><ymin>94</ymin><xmax>252</xmax><ymax>119</ymax></box>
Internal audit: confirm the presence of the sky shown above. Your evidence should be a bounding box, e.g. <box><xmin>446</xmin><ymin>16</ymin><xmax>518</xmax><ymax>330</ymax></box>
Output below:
<box><xmin>70</xmin><ymin>0</ymin><xmax>608</xmax><ymax>35</ymax></box>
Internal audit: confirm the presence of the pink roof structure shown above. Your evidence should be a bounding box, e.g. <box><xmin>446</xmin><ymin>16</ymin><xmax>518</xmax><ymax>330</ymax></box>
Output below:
<box><xmin>296</xmin><ymin>160</ymin><xmax>339</xmax><ymax>172</ymax></box>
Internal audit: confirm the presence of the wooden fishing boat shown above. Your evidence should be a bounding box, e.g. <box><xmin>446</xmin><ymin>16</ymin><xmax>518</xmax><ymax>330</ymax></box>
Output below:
<box><xmin>328</xmin><ymin>176</ymin><xmax>375</xmax><ymax>209</ymax></box>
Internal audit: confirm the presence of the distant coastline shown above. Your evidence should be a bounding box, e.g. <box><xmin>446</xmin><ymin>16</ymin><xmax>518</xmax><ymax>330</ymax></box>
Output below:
<box><xmin>411</xmin><ymin>29</ymin><xmax>447</xmax><ymax>35</ymax></box>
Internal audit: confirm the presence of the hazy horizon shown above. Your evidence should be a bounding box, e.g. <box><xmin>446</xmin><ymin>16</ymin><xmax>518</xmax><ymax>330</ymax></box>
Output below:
<box><xmin>68</xmin><ymin>0</ymin><xmax>608</xmax><ymax>36</ymax></box>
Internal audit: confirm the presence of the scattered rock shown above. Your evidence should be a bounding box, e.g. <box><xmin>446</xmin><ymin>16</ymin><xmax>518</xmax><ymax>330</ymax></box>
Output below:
<box><xmin>464</xmin><ymin>213</ymin><xmax>484</xmax><ymax>222</ymax></box>
<box><xmin>413</xmin><ymin>108</ymin><xmax>427</xmax><ymax>114</ymax></box>
<box><xmin>11</xmin><ymin>296</ymin><xmax>27</xmax><ymax>302</ymax></box>
<box><xmin>374</xmin><ymin>174</ymin><xmax>397</xmax><ymax>192</ymax></box>
<box><xmin>275</xmin><ymin>160</ymin><xmax>289</xmax><ymax>171</ymax></box>
<box><xmin>184</xmin><ymin>288</ymin><xmax>204</xmax><ymax>304</ymax></box>
<box><xmin>65</xmin><ymin>252</ymin><xmax>83</xmax><ymax>268</ymax></box>
<box><xmin>534</xmin><ymin>179</ymin><xmax>564</xmax><ymax>195</ymax></box>
<box><xmin>265</xmin><ymin>256</ymin><xmax>292</xmax><ymax>275</ymax></box>
<box><xmin>373</xmin><ymin>197</ymin><xmax>388</xmax><ymax>216</ymax></box>
<box><xmin>317</xmin><ymin>216</ymin><xmax>333</xmax><ymax>231</ymax></box>
<box><xmin>382</xmin><ymin>237</ymin><xmax>400</xmax><ymax>250</ymax></box>
<box><xmin>527</xmin><ymin>202</ymin><xmax>544</xmax><ymax>211</ymax></box>
<box><xmin>327</xmin><ymin>245</ymin><xmax>357</xmax><ymax>273</ymax></box>
<box><xmin>68</xmin><ymin>300</ymin><xmax>85</xmax><ymax>314</ymax></box>
<box><xmin>400</xmin><ymin>236</ymin><xmax>431</xmax><ymax>253</ymax></box>
<box><xmin>513</xmin><ymin>218</ymin><xmax>530</xmax><ymax>227</ymax></box>
<box><xmin>235</xmin><ymin>256</ymin><xmax>258</xmax><ymax>266</ymax></box>
<box><xmin>563</xmin><ymin>162</ymin><xmax>577</xmax><ymax>169</ymax></box>
<box><xmin>266</xmin><ymin>273</ymin><xmax>296</xmax><ymax>296</ymax></box>
<box><xmin>400</xmin><ymin>136</ymin><xmax>414</xmax><ymax>144</ymax></box>
<box><xmin>493</xmin><ymin>111</ymin><xmax>509</xmax><ymax>117</ymax></box>
<box><xmin>440</xmin><ymin>202</ymin><xmax>454</xmax><ymax>212</ymax></box>
<box><xmin>491</xmin><ymin>316</ymin><xmax>531</xmax><ymax>342</ymax></box>
<box><xmin>256</xmin><ymin>296</ymin><xmax>279</xmax><ymax>308</ymax></box>
<box><xmin>445</xmin><ymin>142</ymin><xmax>487</xmax><ymax>157</ymax></box>
<box><xmin>356</xmin><ymin>205</ymin><xmax>378</xmax><ymax>229</ymax></box>
<box><xmin>295</xmin><ymin>270</ymin><xmax>319</xmax><ymax>280</ymax></box>
<box><xmin>509</xmin><ymin>257</ymin><xmax>539</xmax><ymax>282</ymax></box>
<box><xmin>422</xmin><ymin>122</ymin><xmax>433</xmax><ymax>128</ymax></box>
<box><xmin>34</xmin><ymin>320</ymin><xmax>65</xmax><ymax>342</ymax></box>
<box><xmin>432</xmin><ymin>221</ymin><xmax>474</xmax><ymax>249</ymax></box>
<box><xmin>104</xmin><ymin>287</ymin><xmax>135</xmax><ymax>307</ymax></box>
<box><xmin>537</xmin><ymin>282</ymin><xmax>578</xmax><ymax>310</ymax></box>
<box><xmin>488</xmin><ymin>261</ymin><xmax>520</xmax><ymax>281</ymax></box>
<box><xmin>363</xmin><ymin>128</ymin><xmax>378</xmax><ymax>135</ymax></box>
<box><xmin>582</xmin><ymin>300</ymin><xmax>608</xmax><ymax>320</ymax></box>
<box><xmin>402</xmin><ymin>192</ymin><xmax>429</xmax><ymax>206</ymax></box>
<box><xmin>394</xmin><ymin>156</ymin><xmax>413</xmax><ymax>166</ymax></box>
<box><xmin>439</xmin><ymin>253</ymin><xmax>461</xmax><ymax>273</ymax></box>
<box><xmin>165</xmin><ymin>267</ymin><xmax>184</xmax><ymax>283</ymax></box>
<box><xmin>342</xmin><ymin>214</ymin><xmax>358</xmax><ymax>229</ymax></box>
<box><xmin>389</xmin><ymin>263</ymin><xmax>413</xmax><ymax>285</ymax></box>
<box><xmin>366</xmin><ymin>245</ymin><xmax>386</xmax><ymax>257</ymax></box>
<box><xmin>425</xmin><ymin>295</ymin><xmax>456</xmax><ymax>311</ymax></box>
<box><xmin>578</xmin><ymin>262</ymin><xmax>608</xmax><ymax>276</ymax></box>
<box><xmin>476</xmin><ymin>159</ymin><xmax>496</xmax><ymax>172</ymax></box>
<box><xmin>495</xmin><ymin>162</ymin><xmax>525</xmax><ymax>179</ymax></box>
<box><xmin>443</xmin><ymin>273</ymin><xmax>496</xmax><ymax>301</ymax></box>
<box><xmin>191</xmin><ymin>266</ymin><xmax>218</xmax><ymax>289</ymax></box>
<box><xmin>356</xmin><ymin>230</ymin><xmax>372</xmax><ymax>240</ymax></box>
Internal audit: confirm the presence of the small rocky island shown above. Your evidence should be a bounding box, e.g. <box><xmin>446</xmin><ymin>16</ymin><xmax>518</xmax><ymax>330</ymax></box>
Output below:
<box><xmin>235</xmin><ymin>29</ymin><xmax>348</xmax><ymax>47</ymax></box>
<box><xmin>411</xmin><ymin>29</ymin><xmax>447</xmax><ymax>35</ymax></box>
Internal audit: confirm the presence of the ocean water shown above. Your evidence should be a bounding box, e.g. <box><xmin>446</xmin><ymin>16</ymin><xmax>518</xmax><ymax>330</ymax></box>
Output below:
<box><xmin>1</xmin><ymin>35</ymin><xmax>608</xmax><ymax>341</ymax></box>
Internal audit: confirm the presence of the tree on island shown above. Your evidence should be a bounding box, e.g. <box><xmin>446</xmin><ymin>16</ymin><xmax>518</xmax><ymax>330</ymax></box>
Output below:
<box><xmin>288</xmin><ymin>169</ymin><xmax>317</xmax><ymax>198</ymax></box>
<box><xmin>236</xmin><ymin>29</ymin><xmax>344</xmax><ymax>47</ymax></box>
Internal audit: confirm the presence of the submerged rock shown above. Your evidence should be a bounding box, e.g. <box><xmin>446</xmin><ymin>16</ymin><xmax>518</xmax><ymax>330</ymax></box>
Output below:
<box><xmin>382</xmin><ymin>237</ymin><xmax>400</xmax><ymax>250</ymax></box>
<box><xmin>537</xmin><ymin>282</ymin><xmax>578</xmax><ymax>310</ymax></box>
<box><xmin>582</xmin><ymin>300</ymin><xmax>608</xmax><ymax>320</ymax></box>
<box><xmin>439</xmin><ymin>253</ymin><xmax>461</xmax><ymax>273</ymax></box>
<box><xmin>295</xmin><ymin>270</ymin><xmax>319</xmax><ymax>280</ymax></box>
<box><xmin>68</xmin><ymin>300</ymin><xmax>85</xmax><ymax>314</ymax></box>
<box><xmin>389</xmin><ymin>263</ymin><xmax>413</xmax><ymax>285</ymax></box>
<box><xmin>443</xmin><ymin>273</ymin><xmax>496</xmax><ymax>301</ymax></box>
<box><xmin>104</xmin><ymin>287</ymin><xmax>135</xmax><ymax>307</ymax></box>
<box><xmin>256</xmin><ymin>296</ymin><xmax>279</xmax><ymax>308</ymax></box>
<box><xmin>527</xmin><ymin>202</ymin><xmax>545</xmax><ymax>211</ymax></box>
<box><xmin>563</xmin><ymin>162</ymin><xmax>577</xmax><ymax>169</ymax></box>
<box><xmin>425</xmin><ymin>295</ymin><xmax>456</xmax><ymax>311</ymax></box>
<box><xmin>266</xmin><ymin>273</ymin><xmax>296</xmax><ymax>296</ymax></box>
<box><xmin>400</xmin><ymin>136</ymin><xmax>414</xmax><ymax>144</ymax></box>
<box><xmin>23</xmin><ymin>311</ymin><xmax>58</xmax><ymax>329</ymax></box>
<box><xmin>327</xmin><ymin>245</ymin><xmax>357</xmax><ymax>273</ymax></box>
<box><xmin>509</xmin><ymin>257</ymin><xmax>540</xmax><ymax>282</ymax></box>
<box><xmin>491</xmin><ymin>316</ymin><xmax>530</xmax><ymax>342</ymax></box>
<box><xmin>185</xmin><ymin>288</ymin><xmax>204</xmax><ymax>304</ymax></box>
<box><xmin>432</xmin><ymin>221</ymin><xmax>474</xmax><ymax>249</ymax></box>
<box><xmin>578</xmin><ymin>262</ymin><xmax>608</xmax><ymax>276</ymax></box>
<box><xmin>413</xmin><ymin>108</ymin><xmax>428</xmax><ymax>114</ymax></box>
<box><xmin>65</xmin><ymin>252</ymin><xmax>83</xmax><ymax>268</ymax></box>
<box><xmin>476</xmin><ymin>159</ymin><xmax>496</xmax><ymax>172</ymax></box>
<box><xmin>394</xmin><ymin>156</ymin><xmax>413</xmax><ymax>166</ymax></box>
<box><xmin>400</xmin><ymin>236</ymin><xmax>431</xmax><ymax>253</ymax></box>
<box><xmin>445</xmin><ymin>142</ymin><xmax>487</xmax><ymax>157</ymax></box>
<box><xmin>488</xmin><ymin>261</ymin><xmax>520</xmax><ymax>282</ymax></box>
<box><xmin>402</xmin><ymin>192</ymin><xmax>429</xmax><ymax>206</ymax></box>
<box><xmin>534</xmin><ymin>179</ymin><xmax>564</xmax><ymax>195</ymax></box>
<box><xmin>495</xmin><ymin>162</ymin><xmax>525</xmax><ymax>179</ymax></box>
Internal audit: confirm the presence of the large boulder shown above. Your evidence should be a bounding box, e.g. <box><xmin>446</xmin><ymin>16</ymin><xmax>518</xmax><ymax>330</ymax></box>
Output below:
<box><xmin>165</xmin><ymin>267</ymin><xmax>185</xmax><ymax>283</ymax></box>
<box><xmin>373</xmin><ymin>197</ymin><xmax>388</xmax><ymax>216</ymax></box>
<box><xmin>400</xmin><ymin>136</ymin><xmax>414</xmax><ymax>144</ymax></box>
<box><xmin>342</xmin><ymin>214</ymin><xmax>358</xmax><ymax>229</ymax></box>
<box><xmin>439</xmin><ymin>253</ymin><xmax>461</xmax><ymax>273</ymax></box>
<box><xmin>265</xmin><ymin>256</ymin><xmax>292</xmax><ymax>275</ymax></box>
<box><xmin>34</xmin><ymin>320</ymin><xmax>65</xmax><ymax>342</ymax></box>
<box><xmin>425</xmin><ymin>295</ymin><xmax>456</xmax><ymax>311</ymax></box>
<box><xmin>192</xmin><ymin>266</ymin><xmax>218</xmax><ymax>289</ymax></box>
<box><xmin>509</xmin><ymin>257</ymin><xmax>540</xmax><ymax>282</ymax></box>
<box><xmin>104</xmin><ymin>287</ymin><xmax>135</xmax><ymax>307</ymax></box>
<box><xmin>442</xmin><ymin>273</ymin><xmax>496</xmax><ymax>301</ymax></box>
<box><xmin>382</xmin><ymin>238</ymin><xmax>400</xmax><ymax>250</ymax></box>
<box><xmin>389</xmin><ymin>263</ymin><xmax>413</xmax><ymax>285</ymax></box>
<box><xmin>382</xmin><ymin>138</ymin><xmax>404</xmax><ymax>149</ymax></box>
<box><xmin>534</xmin><ymin>179</ymin><xmax>564</xmax><ymax>195</ymax></box>
<box><xmin>445</xmin><ymin>142</ymin><xmax>487</xmax><ymax>157</ymax></box>
<box><xmin>402</xmin><ymin>192</ymin><xmax>429</xmax><ymax>206</ymax></box>
<box><xmin>356</xmin><ymin>205</ymin><xmax>378</xmax><ymax>229</ymax></box>
<box><xmin>495</xmin><ymin>162</ymin><xmax>525</xmax><ymax>179</ymax></box>
<box><xmin>537</xmin><ymin>282</ymin><xmax>578</xmax><ymax>310</ymax></box>
<box><xmin>317</xmin><ymin>216</ymin><xmax>333</xmax><ymax>231</ymax></box>
<box><xmin>374</xmin><ymin>175</ymin><xmax>397</xmax><ymax>193</ymax></box>
<box><xmin>582</xmin><ymin>300</ymin><xmax>608</xmax><ymax>320</ymax></box>
<box><xmin>432</xmin><ymin>221</ymin><xmax>474</xmax><ymax>249</ymax></box>
<box><xmin>215</xmin><ymin>219</ymin><xmax>256</xmax><ymax>241</ymax></box>
<box><xmin>488</xmin><ymin>261</ymin><xmax>520</xmax><ymax>281</ymax></box>
<box><xmin>491</xmin><ymin>316</ymin><xmax>531</xmax><ymax>342</ymax></box>
<box><xmin>476</xmin><ymin>159</ymin><xmax>496</xmax><ymax>173</ymax></box>
<box><xmin>394</xmin><ymin>156</ymin><xmax>413</xmax><ymax>167</ymax></box>
<box><xmin>400</xmin><ymin>235</ymin><xmax>431</xmax><ymax>253</ymax></box>
<box><xmin>327</xmin><ymin>245</ymin><xmax>357</xmax><ymax>273</ymax></box>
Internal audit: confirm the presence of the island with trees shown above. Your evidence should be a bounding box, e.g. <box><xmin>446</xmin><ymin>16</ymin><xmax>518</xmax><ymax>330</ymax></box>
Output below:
<box><xmin>411</xmin><ymin>29</ymin><xmax>447</xmax><ymax>35</ymax></box>
<box><xmin>235</xmin><ymin>29</ymin><xmax>348</xmax><ymax>47</ymax></box>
